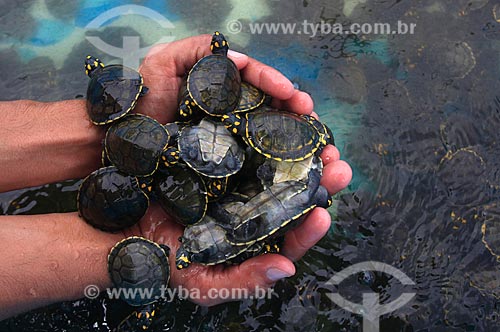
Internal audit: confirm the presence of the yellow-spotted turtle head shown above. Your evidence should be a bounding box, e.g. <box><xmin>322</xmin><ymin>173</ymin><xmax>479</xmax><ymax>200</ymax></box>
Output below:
<box><xmin>210</xmin><ymin>31</ymin><xmax>229</xmax><ymax>56</ymax></box>
<box><xmin>84</xmin><ymin>55</ymin><xmax>104</xmax><ymax>77</ymax></box>
<box><xmin>175</xmin><ymin>248</ymin><xmax>192</xmax><ymax>269</ymax></box>
<box><xmin>117</xmin><ymin>304</ymin><xmax>157</xmax><ymax>331</ymax></box>
<box><xmin>222</xmin><ymin>113</ymin><xmax>245</xmax><ymax>136</ymax></box>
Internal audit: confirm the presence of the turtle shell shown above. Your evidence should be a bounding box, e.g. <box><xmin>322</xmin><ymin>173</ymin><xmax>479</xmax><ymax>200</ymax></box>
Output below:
<box><xmin>154</xmin><ymin>164</ymin><xmax>208</xmax><ymax>226</ymax></box>
<box><xmin>235</xmin><ymin>82</ymin><xmax>265</xmax><ymax>113</ymax></box>
<box><xmin>178</xmin><ymin>118</ymin><xmax>245</xmax><ymax>178</ymax></box>
<box><xmin>175</xmin><ymin>215</ymin><xmax>251</xmax><ymax>268</ymax></box>
<box><xmin>257</xmin><ymin>155</ymin><xmax>323</xmax><ymax>188</ymax></box>
<box><xmin>245</xmin><ymin>108</ymin><xmax>323</xmax><ymax>161</ymax></box>
<box><xmin>187</xmin><ymin>54</ymin><xmax>241</xmax><ymax>116</ymax></box>
<box><xmin>86</xmin><ymin>65</ymin><xmax>145</xmax><ymax>125</ymax></box>
<box><xmin>105</xmin><ymin>114</ymin><xmax>169</xmax><ymax>177</ymax></box>
<box><xmin>227</xmin><ymin>169</ymin><xmax>331</xmax><ymax>245</ymax></box>
<box><xmin>77</xmin><ymin>167</ymin><xmax>149</xmax><ymax>232</ymax></box>
<box><xmin>108</xmin><ymin>237</ymin><xmax>170</xmax><ymax>306</ymax></box>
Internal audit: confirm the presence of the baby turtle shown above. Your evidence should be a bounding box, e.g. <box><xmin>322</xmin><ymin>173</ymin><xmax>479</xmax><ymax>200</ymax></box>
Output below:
<box><xmin>171</xmin><ymin>118</ymin><xmax>245</xmax><ymax>178</ymax></box>
<box><xmin>85</xmin><ymin>55</ymin><xmax>148</xmax><ymax>125</ymax></box>
<box><xmin>175</xmin><ymin>215</ymin><xmax>252</xmax><ymax>269</ymax></box>
<box><xmin>77</xmin><ymin>167</ymin><xmax>149</xmax><ymax>232</ymax></box>
<box><xmin>108</xmin><ymin>237</ymin><xmax>170</xmax><ymax>306</ymax></box>
<box><xmin>228</xmin><ymin>169</ymin><xmax>332</xmax><ymax>245</ymax></box>
<box><xmin>105</xmin><ymin>114</ymin><xmax>169</xmax><ymax>177</ymax></box>
<box><xmin>179</xmin><ymin>31</ymin><xmax>241</xmax><ymax>118</ymax></box>
<box><xmin>223</xmin><ymin>107</ymin><xmax>328</xmax><ymax>162</ymax></box>
<box><xmin>154</xmin><ymin>164</ymin><xmax>208</xmax><ymax>226</ymax></box>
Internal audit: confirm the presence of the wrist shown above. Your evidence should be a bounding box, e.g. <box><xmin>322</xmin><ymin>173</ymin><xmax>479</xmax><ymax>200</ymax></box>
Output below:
<box><xmin>0</xmin><ymin>212</ymin><xmax>124</xmax><ymax>320</ymax></box>
<box><xmin>0</xmin><ymin>100</ymin><xmax>104</xmax><ymax>192</ymax></box>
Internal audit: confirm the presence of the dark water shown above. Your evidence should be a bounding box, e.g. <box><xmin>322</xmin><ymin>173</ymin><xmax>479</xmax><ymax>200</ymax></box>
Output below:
<box><xmin>1</xmin><ymin>0</ymin><xmax>500</xmax><ymax>331</ymax></box>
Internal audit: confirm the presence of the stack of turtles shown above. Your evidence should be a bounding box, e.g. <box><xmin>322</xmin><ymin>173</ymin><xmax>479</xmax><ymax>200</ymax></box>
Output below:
<box><xmin>76</xmin><ymin>32</ymin><xmax>335</xmax><ymax>330</ymax></box>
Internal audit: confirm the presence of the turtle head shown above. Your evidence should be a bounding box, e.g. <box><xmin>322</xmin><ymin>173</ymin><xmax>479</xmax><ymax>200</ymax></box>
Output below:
<box><xmin>117</xmin><ymin>307</ymin><xmax>156</xmax><ymax>331</ymax></box>
<box><xmin>137</xmin><ymin>176</ymin><xmax>154</xmax><ymax>195</ymax></box>
<box><xmin>179</xmin><ymin>98</ymin><xmax>197</xmax><ymax>118</ymax></box>
<box><xmin>175</xmin><ymin>248</ymin><xmax>192</xmax><ymax>269</ymax></box>
<box><xmin>222</xmin><ymin>113</ymin><xmax>245</xmax><ymax>136</ymax></box>
<box><xmin>85</xmin><ymin>55</ymin><xmax>104</xmax><ymax>77</ymax></box>
<box><xmin>302</xmin><ymin>115</ymin><xmax>335</xmax><ymax>147</ymax></box>
<box><xmin>160</xmin><ymin>145</ymin><xmax>180</xmax><ymax>168</ymax></box>
<box><xmin>206</xmin><ymin>178</ymin><xmax>227</xmax><ymax>200</ymax></box>
<box><xmin>211</xmin><ymin>31</ymin><xmax>229</xmax><ymax>56</ymax></box>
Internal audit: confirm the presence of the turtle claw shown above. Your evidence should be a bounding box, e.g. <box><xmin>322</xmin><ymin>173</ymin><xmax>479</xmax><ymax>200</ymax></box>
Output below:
<box><xmin>140</xmin><ymin>86</ymin><xmax>149</xmax><ymax>97</ymax></box>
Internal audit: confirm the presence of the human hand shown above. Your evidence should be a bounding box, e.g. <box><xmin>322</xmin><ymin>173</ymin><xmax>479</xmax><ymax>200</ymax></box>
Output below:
<box><xmin>126</xmin><ymin>34</ymin><xmax>352</xmax><ymax>305</ymax></box>
<box><xmin>137</xmin><ymin>34</ymin><xmax>317</xmax><ymax>122</ymax></box>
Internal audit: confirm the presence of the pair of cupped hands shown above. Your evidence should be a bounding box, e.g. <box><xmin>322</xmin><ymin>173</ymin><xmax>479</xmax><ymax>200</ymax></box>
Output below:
<box><xmin>118</xmin><ymin>34</ymin><xmax>352</xmax><ymax>305</ymax></box>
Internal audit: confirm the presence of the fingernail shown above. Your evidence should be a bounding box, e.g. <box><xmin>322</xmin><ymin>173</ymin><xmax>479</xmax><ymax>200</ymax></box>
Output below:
<box><xmin>228</xmin><ymin>50</ymin><xmax>247</xmax><ymax>59</ymax></box>
<box><xmin>266</xmin><ymin>268</ymin><xmax>294</xmax><ymax>282</ymax></box>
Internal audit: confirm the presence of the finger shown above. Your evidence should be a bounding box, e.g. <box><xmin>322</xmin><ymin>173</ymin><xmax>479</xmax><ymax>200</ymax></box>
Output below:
<box><xmin>320</xmin><ymin>145</ymin><xmax>341</xmax><ymax>165</ymax></box>
<box><xmin>141</xmin><ymin>34</ymin><xmax>213</xmax><ymax>77</ymax></box>
<box><xmin>138</xmin><ymin>35</ymin><xmax>214</xmax><ymax>122</ymax></box>
<box><xmin>240</xmin><ymin>57</ymin><xmax>295</xmax><ymax>101</ymax></box>
<box><xmin>181</xmin><ymin>254</ymin><xmax>295</xmax><ymax>306</ymax></box>
<box><xmin>321</xmin><ymin>160</ymin><xmax>352</xmax><ymax>195</ymax></box>
<box><xmin>270</xmin><ymin>90</ymin><xmax>314</xmax><ymax>115</ymax></box>
<box><xmin>228</xmin><ymin>50</ymin><xmax>249</xmax><ymax>70</ymax></box>
<box><xmin>282</xmin><ymin>208</ymin><xmax>331</xmax><ymax>261</ymax></box>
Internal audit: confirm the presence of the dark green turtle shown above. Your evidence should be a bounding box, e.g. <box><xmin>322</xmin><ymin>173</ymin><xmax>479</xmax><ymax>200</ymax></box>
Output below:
<box><xmin>85</xmin><ymin>55</ymin><xmax>148</xmax><ymax>125</ymax></box>
<box><xmin>77</xmin><ymin>167</ymin><xmax>149</xmax><ymax>232</ymax></box>
<box><xmin>223</xmin><ymin>107</ymin><xmax>327</xmax><ymax>162</ymax></box>
<box><xmin>154</xmin><ymin>164</ymin><xmax>208</xmax><ymax>226</ymax></box>
<box><xmin>176</xmin><ymin>194</ymin><xmax>286</xmax><ymax>269</ymax></box>
<box><xmin>173</xmin><ymin>118</ymin><xmax>245</xmax><ymax>178</ymax></box>
<box><xmin>105</xmin><ymin>114</ymin><xmax>169</xmax><ymax>177</ymax></box>
<box><xmin>108</xmin><ymin>237</ymin><xmax>170</xmax><ymax>307</ymax></box>
<box><xmin>179</xmin><ymin>31</ymin><xmax>241</xmax><ymax>118</ymax></box>
<box><xmin>227</xmin><ymin>168</ymin><xmax>332</xmax><ymax>245</ymax></box>
<box><xmin>175</xmin><ymin>215</ymin><xmax>253</xmax><ymax>269</ymax></box>
<box><xmin>235</xmin><ymin>81</ymin><xmax>266</xmax><ymax>113</ymax></box>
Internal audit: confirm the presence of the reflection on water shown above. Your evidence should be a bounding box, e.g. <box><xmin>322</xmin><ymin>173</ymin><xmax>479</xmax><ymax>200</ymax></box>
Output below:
<box><xmin>1</xmin><ymin>0</ymin><xmax>500</xmax><ymax>331</ymax></box>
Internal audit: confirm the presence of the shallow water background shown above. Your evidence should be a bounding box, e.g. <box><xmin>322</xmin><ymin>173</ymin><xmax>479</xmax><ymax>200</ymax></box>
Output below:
<box><xmin>1</xmin><ymin>0</ymin><xmax>500</xmax><ymax>331</ymax></box>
